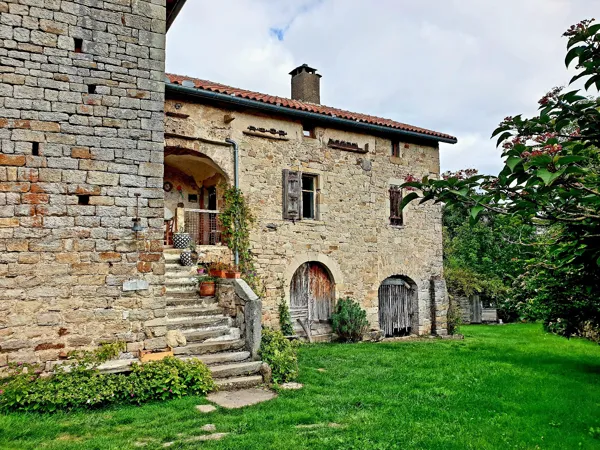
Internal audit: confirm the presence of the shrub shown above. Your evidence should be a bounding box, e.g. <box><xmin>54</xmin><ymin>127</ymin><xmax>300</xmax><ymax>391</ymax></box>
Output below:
<box><xmin>259</xmin><ymin>328</ymin><xmax>298</xmax><ymax>384</ymax></box>
<box><xmin>331</xmin><ymin>297</ymin><xmax>368</xmax><ymax>342</ymax></box>
<box><xmin>447</xmin><ymin>296</ymin><xmax>462</xmax><ymax>335</ymax></box>
<box><xmin>0</xmin><ymin>357</ymin><xmax>214</xmax><ymax>413</ymax></box>
<box><xmin>278</xmin><ymin>300</ymin><xmax>294</xmax><ymax>337</ymax></box>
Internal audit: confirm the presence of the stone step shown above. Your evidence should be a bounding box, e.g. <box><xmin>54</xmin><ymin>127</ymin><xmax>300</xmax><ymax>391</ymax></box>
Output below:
<box><xmin>165</xmin><ymin>269</ymin><xmax>196</xmax><ymax>279</ymax></box>
<box><xmin>165</xmin><ymin>284</ymin><xmax>197</xmax><ymax>294</ymax></box>
<box><xmin>165</xmin><ymin>277</ymin><xmax>197</xmax><ymax>287</ymax></box>
<box><xmin>195</xmin><ymin>351</ymin><xmax>251</xmax><ymax>366</ymax></box>
<box><xmin>166</xmin><ymin>296</ymin><xmax>217</xmax><ymax>307</ymax></box>
<box><xmin>166</xmin><ymin>305</ymin><xmax>224</xmax><ymax>318</ymax></box>
<box><xmin>183</xmin><ymin>326</ymin><xmax>234</xmax><ymax>342</ymax></box>
<box><xmin>173</xmin><ymin>339</ymin><xmax>245</xmax><ymax>356</ymax></box>
<box><xmin>210</xmin><ymin>361</ymin><xmax>262</xmax><ymax>379</ymax></box>
<box><xmin>167</xmin><ymin>315</ymin><xmax>230</xmax><ymax>330</ymax></box>
<box><xmin>215</xmin><ymin>375</ymin><xmax>263</xmax><ymax>390</ymax></box>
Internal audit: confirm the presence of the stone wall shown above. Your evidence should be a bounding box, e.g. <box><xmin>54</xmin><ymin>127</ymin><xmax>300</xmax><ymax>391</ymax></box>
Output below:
<box><xmin>0</xmin><ymin>0</ymin><xmax>167</xmax><ymax>368</ymax></box>
<box><xmin>164</xmin><ymin>97</ymin><xmax>448</xmax><ymax>335</ymax></box>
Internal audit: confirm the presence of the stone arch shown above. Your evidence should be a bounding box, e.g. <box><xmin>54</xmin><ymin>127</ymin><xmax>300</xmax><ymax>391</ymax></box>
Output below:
<box><xmin>378</xmin><ymin>274</ymin><xmax>419</xmax><ymax>337</ymax></box>
<box><xmin>283</xmin><ymin>252</ymin><xmax>344</xmax><ymax>303</ymax></box>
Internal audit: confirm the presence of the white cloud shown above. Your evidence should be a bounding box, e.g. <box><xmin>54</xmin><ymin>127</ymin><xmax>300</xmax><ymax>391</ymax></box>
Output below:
<box><xmin>167</xmin><ymin>0</ymin><xmax>596</xmax><ymax>175</ymax></box>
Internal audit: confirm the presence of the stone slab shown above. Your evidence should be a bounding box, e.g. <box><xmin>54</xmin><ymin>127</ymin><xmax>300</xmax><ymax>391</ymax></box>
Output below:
<box><xmin>280</xmin><ymin>382</ymin><xmax>303</xmax><ymax>390</ymax></box>
<box><xmin>206</xmin><ymin>388</ymin><xmax>277</xmax><ymax>409</ymax></box>
<box><xmin>195</xmin><ymin>404</ymin><xmax>216</xmax><ymax>413</ymax></box>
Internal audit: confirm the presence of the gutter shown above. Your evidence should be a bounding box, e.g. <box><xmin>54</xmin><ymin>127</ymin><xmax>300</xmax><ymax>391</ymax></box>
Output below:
<box><xmin>165</xmin><ymin>83</ymin><xmax>458</xmax><ymax>145</ymax></box>
<box><xmin>225</xmin><ymin>138</ymin><xmax>240</xmax><ymax>267</ymax></box>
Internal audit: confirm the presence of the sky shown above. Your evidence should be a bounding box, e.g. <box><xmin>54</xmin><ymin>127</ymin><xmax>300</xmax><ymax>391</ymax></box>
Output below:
<box><xmin>166</xmin><ymin>0</ymin><xmax>597</xmax><ymax>175</ymax></box>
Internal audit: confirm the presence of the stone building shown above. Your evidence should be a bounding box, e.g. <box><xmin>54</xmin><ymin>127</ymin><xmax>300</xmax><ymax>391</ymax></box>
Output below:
<box><xmin>164</xmin><ymin>65</ymin><xmax>457</xmax><ymax>339</ymax></box>
<box><xmin>0</xmin><ymin>0</ymin><xmax>457</xmax><ymax>375</ymax></box>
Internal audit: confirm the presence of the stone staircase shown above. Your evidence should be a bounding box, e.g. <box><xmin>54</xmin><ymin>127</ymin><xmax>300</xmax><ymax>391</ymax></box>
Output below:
<box><xmin>164</xmin><ymin>248</ymin><xmax>264</xmax><ymax>390</ymax></box>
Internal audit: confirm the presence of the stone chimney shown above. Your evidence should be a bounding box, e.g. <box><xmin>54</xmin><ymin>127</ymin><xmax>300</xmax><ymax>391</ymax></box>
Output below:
<box><xmin>289</xmin><ymin>64</ymin><xmax>321</xmax><ymax>104</ymax></box>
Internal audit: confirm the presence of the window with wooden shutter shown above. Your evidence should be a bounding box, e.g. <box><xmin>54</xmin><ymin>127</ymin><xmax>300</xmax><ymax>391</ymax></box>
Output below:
<box><xmin>389</xmin><ymin>185</ymin><xmax>403</xmax><ymax>226</ymax></box>
<box><xmin>283</xmin><ymin>169</ymin><xmax>302</xmax><ymax>220</ymax></box>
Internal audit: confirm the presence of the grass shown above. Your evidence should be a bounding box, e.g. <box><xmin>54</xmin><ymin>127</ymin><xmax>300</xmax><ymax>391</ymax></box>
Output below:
<box><xmin>1</xmin><ymin>323</ymin><xmax>599</xmax><ymax>449</ymax></box>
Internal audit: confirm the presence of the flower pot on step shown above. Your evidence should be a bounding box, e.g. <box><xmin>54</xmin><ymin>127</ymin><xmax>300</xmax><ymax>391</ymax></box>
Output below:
<box><xmin>226</xmin><ymin>271</ymin><xmax>241</xmax><ymax>279</ymax></box>
<box><xmin>199</xmin><ymin>280</ymin><xmax>216</xmax><ymax>296</ymax></box>
<box><xmin>173</xmin><ymin>232</ymin><xmax>191</xmax><ymax>249</ymax></box>
<box><xmin>209</xmin><ymin>269</ymin><xmax>227</xmax><ymax>278</ymax></box>
<box><xmin>180</xmin><ymin>250</ymin><xmax>194</xmax><ymax>266</ymax></box>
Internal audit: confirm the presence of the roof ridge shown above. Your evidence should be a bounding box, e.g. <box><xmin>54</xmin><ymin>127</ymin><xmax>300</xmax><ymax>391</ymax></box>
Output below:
<box><xmin>165</xmin><ymin>72</ymin><xmax>457</xmax><ymax>142</ymax></box>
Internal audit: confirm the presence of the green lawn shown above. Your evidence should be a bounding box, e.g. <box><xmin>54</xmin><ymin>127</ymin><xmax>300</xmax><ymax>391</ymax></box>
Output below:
<box><xmin>1</xmin><ymin>324</ymin><xmax>599</xmax><ymax>449</ymax></box>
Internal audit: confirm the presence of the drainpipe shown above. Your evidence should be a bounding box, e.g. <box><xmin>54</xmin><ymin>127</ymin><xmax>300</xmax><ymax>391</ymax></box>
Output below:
<box><xmin>225</xmin><ymin>138</ymin><xmax>240</xmax><ymax>267</ymax></box>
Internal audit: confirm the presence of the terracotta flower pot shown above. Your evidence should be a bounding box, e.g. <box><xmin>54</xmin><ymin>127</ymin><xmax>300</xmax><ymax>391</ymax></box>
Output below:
<box><xmin>226</xmin><ymin>271</ymin><xmax>241</xmax><ymax>279</ymax></box>
<box><xmin>199</xmin><ymin>281</ymin><xmax>216</xmax><ymax>297</ymax></box>
<box><xmin>209</xmin><ymin>269</ymin><xmax>226</xmax><ymax>278</ymax></box>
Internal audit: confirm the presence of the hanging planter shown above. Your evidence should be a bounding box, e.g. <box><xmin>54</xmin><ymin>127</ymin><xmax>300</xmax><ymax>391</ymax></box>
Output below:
<box><xmin>173</xmin><ymin>232</ymin><xmax>191</xmax><ymax>249</ymax></box>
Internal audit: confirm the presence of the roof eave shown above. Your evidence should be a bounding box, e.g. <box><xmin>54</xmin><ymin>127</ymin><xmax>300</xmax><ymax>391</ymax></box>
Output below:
<box><xmin>165</xmin><ymin>83</ymin><xmax>458</xmax><ymax>145</ymax></box>
<box><xmin>166</xmin><ymin>0</ymin><xmax>187</xmax><ymax>31</ymax></box>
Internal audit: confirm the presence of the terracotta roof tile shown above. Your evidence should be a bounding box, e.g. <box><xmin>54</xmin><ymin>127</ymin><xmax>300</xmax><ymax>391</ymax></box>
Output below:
<box><xmin>166</xmin><ymin>73</ymin><xmax>457</xmax><ymax>142</ymax></box>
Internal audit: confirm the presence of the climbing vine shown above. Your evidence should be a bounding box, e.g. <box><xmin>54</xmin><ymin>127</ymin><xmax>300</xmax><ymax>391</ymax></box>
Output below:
<box><xmin>219</xmin><ymin>185</ymin><xmax>262</xmax><ymax>293</ymax></box>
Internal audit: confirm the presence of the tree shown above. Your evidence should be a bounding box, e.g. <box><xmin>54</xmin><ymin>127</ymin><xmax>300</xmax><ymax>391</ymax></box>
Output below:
<box><xmin>401</xmin><ymin>19</ymin><xmax>600</xmax><ymax>337</ymax></box>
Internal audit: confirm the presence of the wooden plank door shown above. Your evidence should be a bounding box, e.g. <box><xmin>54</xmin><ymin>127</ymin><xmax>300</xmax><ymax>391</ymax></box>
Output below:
<box><xmin>290</xmin><ymin>262</ymin><xmax>335</xmax><ymax>327</ymax></box>
<box><xmin>378</xmin><ymin>278</ymin><xmax>414</xmax><ymax>337</ymax></box>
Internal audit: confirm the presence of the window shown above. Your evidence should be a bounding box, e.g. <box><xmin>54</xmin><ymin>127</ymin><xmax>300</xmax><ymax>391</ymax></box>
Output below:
<box><xmin>302</xmin><ymin>124</ymin><xmax>315</xmax><ymax>138</ymax></box>
<box><xmin>389</xmin><ymin>185</ymin><xmax>403</xmax><ymax>226</ymax></box>
<box><xmin>301</xmin><ymin>174</ymin><xmax>317</xmax><ymax>219</ymax></box>
<box><xmin>391</xmin><ymin>141</ymin><xmax>400</xmax><ymax>157</ymax></box>
<box><xmin>74</xmin><ymin>38</ymin><xmax>83</xmax><ymax>53</ymax></box>
<box><xmin>188</xmin><ymin>194</ymin><xmax>198</xmax><ymax>203</ymax></box>
<box><xmin>31</xmin><ymin>142</ymin><xmax>39</xmax><ymax>156</ymax></box>
<box><xmin>87</xmin><ymin>84</ymin><xmax>97</xmax><ymax>94</ymax></box>
<box><xmin>282</xmin><ymin>170</ymin><xmax>319</xmax><ymax>221</ymax></box>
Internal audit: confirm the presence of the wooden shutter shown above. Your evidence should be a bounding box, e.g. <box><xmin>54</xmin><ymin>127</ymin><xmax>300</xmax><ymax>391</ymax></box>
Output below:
<box><xmin>283</xmin><ymin>169</ymin><xmax>302</xmax><ymax>220</ymax></box>
<box><xmin>389</xmin><ymin>185</ymin><xmax>403</xmax><ymax>226</ymax></box>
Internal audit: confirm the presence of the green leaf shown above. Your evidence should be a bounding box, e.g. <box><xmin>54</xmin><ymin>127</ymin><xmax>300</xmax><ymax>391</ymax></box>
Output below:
<box><xmin>506</xmin><ymin>156</ymin><xmax>521</xmax><ymax>172</ymax></box>
<box><xmin>555</xmin><ymin>155</ymin><xmax>586</xmax><ymax>166</ymax></box>
<box><xmin>470</xmin><ymin>205</ymin><xmax>484</xmax><ymax>220</ymax></box>
<box><xmin>536</xmin><ymin>168</ymin><xmax>553</xmax><ymax>185</ymax></box>
<box><xmin>496</xmin><ymin>131</ymin><xmax>513</xmax><ymax>147</ymax></box>
<box><xmin>399</xmin><ymin>192</ymin><xmax>420</xmax><ymax>210</ymax></box>
<box><xmin>565</xmin><ymin>46</ymin><xmax>583</xmax><ymax>68</ymax></box>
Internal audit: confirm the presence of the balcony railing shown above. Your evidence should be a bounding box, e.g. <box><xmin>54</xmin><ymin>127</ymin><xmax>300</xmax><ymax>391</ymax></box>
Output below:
<box><xmin>178</xmin><ymin>208</ymin><xmax>223</xmax><ymax>245</ymax></box>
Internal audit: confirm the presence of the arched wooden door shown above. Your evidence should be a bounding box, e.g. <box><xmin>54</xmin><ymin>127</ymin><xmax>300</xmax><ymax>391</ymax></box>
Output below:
<box><xmin>290</xmin><ymin>262</ymin><xmax>335</xmax><ymax>328</ymax></box>
<box><xmin>378</xmin><ymin>277</ymin><xmax>416</xmax><ymax>337</ymax></box>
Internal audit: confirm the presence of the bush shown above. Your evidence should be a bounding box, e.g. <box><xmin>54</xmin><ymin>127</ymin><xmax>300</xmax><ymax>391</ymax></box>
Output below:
<box><xmin>278</xmin><ymin>300</ymin><xmax>294</xmax><ymax>336</ymax></box>
<box><xmin>0</xmin><ymin>357</ymin><xmax>214</xmax><ymax>413</ymax></box>
<box><xmin>331</xmin><ymin>297</ymin><xmax>368</xmax><ymax>342</ymax></box>
<box><xmin>447</xmin><ymin>297</ymin><xmax>463</xmax><ymax>335</ymax></box>
<box><xmin>259</xmin><ymin>328</ymin><xmax>298</xmax><ymax>384</ymax></box>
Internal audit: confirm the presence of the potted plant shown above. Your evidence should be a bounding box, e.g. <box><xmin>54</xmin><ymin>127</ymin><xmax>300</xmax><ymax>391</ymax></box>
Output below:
<box><xmin>197</xmin><ymin>265</ymin><xmax>207</xmax><ymax>276</ymax></box>
<box><xmin>198</xmin><ymin>275</ymin><xmax>216</xmax><ymax>297</ymax></box>
<box><xmin>173</xmin><ymin>226</ymin><xmax>191</xmax><ymax>249</ymax></box>
<box><xmin>208</xmin><ymin>261</ymin><xmax>228</xmax><ymax>278</ymax></box>
<box><xmin>226</xmin><ymin>265</ymin><xmax>242</xmax><ymax>279</ymax></box>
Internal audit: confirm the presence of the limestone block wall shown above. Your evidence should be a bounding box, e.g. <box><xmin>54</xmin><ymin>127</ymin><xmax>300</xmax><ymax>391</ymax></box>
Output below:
<box><xmin>0</xmin><ymin>0</ymin><xmax>167</xmax><ymax>368</ymax></box>
<box><xmin>165</xmin><ymin>98</ymin><xmax>448</xmax><ymax>335</ymax></box>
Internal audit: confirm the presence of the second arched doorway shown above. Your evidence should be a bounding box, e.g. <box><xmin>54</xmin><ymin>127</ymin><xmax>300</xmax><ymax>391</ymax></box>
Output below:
<box><xmin>378</xmin><ymin>276</ymin><xmax>417</xmax><ymax>337</ymax></box>
<box><xmin>290</xmin><ymin>262</ymin><xmax>335</xmax><ymax>334</ymax></box>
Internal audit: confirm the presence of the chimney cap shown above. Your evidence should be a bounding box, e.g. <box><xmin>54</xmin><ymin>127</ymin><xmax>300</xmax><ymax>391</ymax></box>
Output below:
<box><xmin>289</xmin><ymin>63</ymin><xmax>321</xmax><ymax>78</ymax></box>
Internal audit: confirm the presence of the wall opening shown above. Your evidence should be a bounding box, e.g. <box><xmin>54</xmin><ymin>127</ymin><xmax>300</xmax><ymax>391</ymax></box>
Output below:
<box><xmin>378</xmin><ymin>275</ymin><xmax>417</xmax><ymax>337</ymax></box>
<box><xmin>289</xmin><ymin>261</ymin><xmax>335</xmax><ymax>336</ymax></box>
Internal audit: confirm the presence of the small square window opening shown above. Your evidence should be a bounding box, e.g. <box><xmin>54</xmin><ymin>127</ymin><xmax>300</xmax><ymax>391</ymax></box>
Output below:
<box><xmin>88</xmin><ymin>84</ymin><xmax>97</xmax><ymax>94</ymax></box>
<box><xmin>78</xmin><ymin>195</ymin><xmax>90</xmax><ymax>205</ymax></box>
<box><xmin>391</xmin><ymin>141</ymin><xmax>400</xmax><ymax>157</ymax></box>
<box><xmin>74</xmin><ymin>38</ymin><xmax>83</xmax><ymax>53</ymax></box>
<box><xmin>301</xmin><ymin>174</ymin><xmax>317</xmax><ymax>219</ymax></box>
<box><xmin>31</xmin><ymin>142</ymin><xmax>39</xmax><ymax>156</ymax></box>
<box><xmin>302</xmin><ymin>124</ymin><xmax>315</xmax><ymax>138</ymax></box>
<box><xmin>188</xmin><ymin>194</ymin><xmax>198</xmax><ymax>203</ymax></box>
